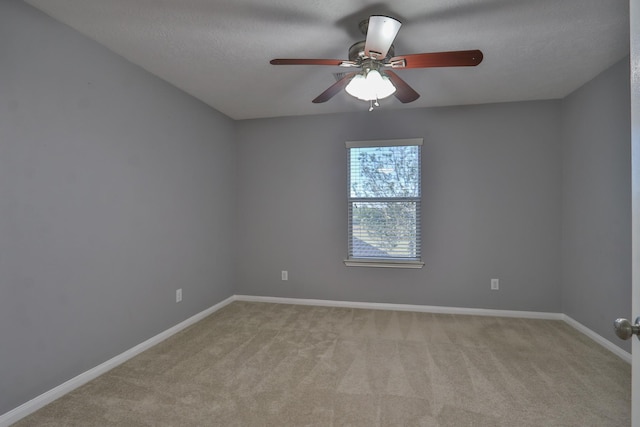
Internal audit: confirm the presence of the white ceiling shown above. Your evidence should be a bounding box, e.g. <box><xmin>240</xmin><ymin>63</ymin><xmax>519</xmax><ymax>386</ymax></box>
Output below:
<box><xmin>24</xmin><ymin>0</ymin><xmax>629</xmax><ymax>120</ymax></box>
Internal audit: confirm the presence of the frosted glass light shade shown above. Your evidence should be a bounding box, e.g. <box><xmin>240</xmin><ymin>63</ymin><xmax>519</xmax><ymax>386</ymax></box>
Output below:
<box><xmin>345</xmin><ymin>70</ymin><xmax>396</xmax><ymax>101</ymax></box>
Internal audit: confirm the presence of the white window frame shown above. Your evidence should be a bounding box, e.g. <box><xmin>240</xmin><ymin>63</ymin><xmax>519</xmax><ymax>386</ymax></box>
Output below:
<box><xmin>344</xmin><ymin>138</ymin><xmax>424</xmax><ymax>269</ymax></box>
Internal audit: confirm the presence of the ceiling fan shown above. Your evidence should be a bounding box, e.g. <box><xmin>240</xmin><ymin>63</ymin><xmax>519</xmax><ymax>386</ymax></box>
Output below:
<box><xmin>270</xmin><ymin>15</ymin><xmax>483</xmax><ymax>110</ymax></box>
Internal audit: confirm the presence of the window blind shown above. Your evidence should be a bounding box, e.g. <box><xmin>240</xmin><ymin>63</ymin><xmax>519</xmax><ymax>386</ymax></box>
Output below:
<box><xmin>346</xmin><ymin>138</ymin><xmax>422</xmax><ymax>262</ymax></box>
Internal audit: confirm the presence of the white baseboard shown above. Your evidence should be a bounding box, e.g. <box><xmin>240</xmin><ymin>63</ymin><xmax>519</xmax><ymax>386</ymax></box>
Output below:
<box><xmin>562</xmin><ymin>314</ymin><xmax>631</xmax><ymax>363</ymax></box>
<box><xmin>235</xmin><ymin>295</ymin><xmax>631</xmax><ymax>363</ymax></box>
<box><xmin>0</xmin><ymin>295</ymin><xmax>236</xmax><ymax>427</ymax></box>
<box><xmin>234</xmin><ymin>294</ymin><xmax>565</xmax><ymax>320</ymax></box>
<box><xmin>2</xmin><ymin>294</ymin><xmax>631</xmax><ymax>426</ymax></box>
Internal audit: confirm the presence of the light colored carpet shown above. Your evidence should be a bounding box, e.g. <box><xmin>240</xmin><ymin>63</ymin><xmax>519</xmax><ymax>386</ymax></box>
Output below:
<box><xmin>14</xmin><ymin>301</ymin><xmax>631</xmax><ymax>426</ymax></box>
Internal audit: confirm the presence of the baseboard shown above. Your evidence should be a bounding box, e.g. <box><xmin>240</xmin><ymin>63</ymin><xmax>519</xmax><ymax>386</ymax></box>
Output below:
<box><xmin>0</xmin><ymin>295</ymin><xmax>236</xmax><ymax>427</ymax></box>
<box><xmin>234</xmin><ymin>294</ymin><xmax>565</xmax><ymax>320</ymax></box>
<box><xmin>3</xmin><ymin>294</ymin><xmax>631</xmax><ymax>426</ymax></box>
<box><xmin>235</xmin><ymin>295</ymin><xmax>631</xmax><ymax>363</ymax></box>
<box><xmin>562</xmin><ymin>314</ymin><xmax>631</xmax><ymax>364</ymax></box>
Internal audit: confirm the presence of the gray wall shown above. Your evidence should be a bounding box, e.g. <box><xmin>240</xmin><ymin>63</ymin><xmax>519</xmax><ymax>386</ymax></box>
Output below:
<box><xmin>236</xmin><ymin>102</ymin><xmax>563</xmax><ymax>312</ymax></box>
<box><xmin>0</xmin><ymin>0</ymin><xmax>236</xmax><ymax>414</ymax></box>
<box><xmin>561</xmin><ymin>58</ymin><xmax>631</xmax><ymax>351</ymax></box>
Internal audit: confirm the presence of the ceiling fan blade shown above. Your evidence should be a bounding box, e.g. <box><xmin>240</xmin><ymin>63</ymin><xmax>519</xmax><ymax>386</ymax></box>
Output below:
<box><xmin>364</xmin><ymin>15</ymin><xmax>402</xmax><ymax>60</ymax></box>
<box><xmin>390</xmin><ymin>50</ymin><xmax>483</xmax><ymax>68</ymax></box>
<box><xmin>270</xmin><ymin>58</ymin><xmax>345</xmax><ymax>66</ymax></box>
<box><xmin>312</xmin><ymin>73</ymin><xmax>357</xmax><ymax>103</ymax></box>
<box><xmin>385</xmin><ymin>71</ymin><xmax>420</xmax><ymax>103</ymax></box>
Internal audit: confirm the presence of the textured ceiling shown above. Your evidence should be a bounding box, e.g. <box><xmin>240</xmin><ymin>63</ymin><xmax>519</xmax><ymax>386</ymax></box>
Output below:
<box><xmin>24</xmin><ymin>0</ymin><xmax>629</xmax><ymax>120</ymax></box>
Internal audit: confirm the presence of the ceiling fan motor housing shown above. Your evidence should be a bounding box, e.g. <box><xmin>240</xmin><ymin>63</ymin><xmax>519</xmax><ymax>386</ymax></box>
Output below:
<box><xmin>348</xmin><ymin>40</ymin><xmax>395</xmax><ymax>63</ymax></box>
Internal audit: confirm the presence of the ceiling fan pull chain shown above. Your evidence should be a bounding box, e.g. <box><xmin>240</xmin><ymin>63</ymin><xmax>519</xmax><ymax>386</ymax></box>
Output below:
<box><xmin>369</xmin><ymin>100</ymin><xmax>374</xmax><ymax>111</ymax></box>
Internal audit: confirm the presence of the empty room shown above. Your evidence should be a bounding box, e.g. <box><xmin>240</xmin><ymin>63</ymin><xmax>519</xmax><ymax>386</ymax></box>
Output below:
<box><xmin>0</xmin><ymin>0</ymin><xmax>635</xmax><ymax>425</ymax></box>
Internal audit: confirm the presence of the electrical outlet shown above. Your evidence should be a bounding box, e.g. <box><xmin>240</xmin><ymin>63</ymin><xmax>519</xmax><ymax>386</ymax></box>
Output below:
<box><xmin>491</xmin><ymin>279</ymin><xmax>499</xmax><ymax>290</ymax></box>
<box><xmin>281</xmin><ymin>270</ymin><xmax>288</xmax><ymax>281</ymax></box>
<box><xmin>176</xmin><ymin>288</ymin><xmax>182</xmax><ymax>302</ymax></box>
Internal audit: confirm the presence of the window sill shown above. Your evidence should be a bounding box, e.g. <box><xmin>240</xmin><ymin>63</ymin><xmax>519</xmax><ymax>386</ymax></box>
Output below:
<box><xmin>343</xmin><ymin>259</ymin><xmax>424</xmax><ymax>269</ymax></box>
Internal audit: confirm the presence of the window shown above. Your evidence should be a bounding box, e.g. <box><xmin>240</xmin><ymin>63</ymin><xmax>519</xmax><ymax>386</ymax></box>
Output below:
<box><xmin>345</xmin><ymin>138</ymin><xmax>424</xmax><ymax>268</ymax></box>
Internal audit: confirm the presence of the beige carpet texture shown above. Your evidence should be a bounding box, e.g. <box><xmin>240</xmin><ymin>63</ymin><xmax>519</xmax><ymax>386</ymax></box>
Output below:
<box><xmin>14</xmin><ymin>301</ymin><xmax>631</xmax><ymax>426</ymax></box>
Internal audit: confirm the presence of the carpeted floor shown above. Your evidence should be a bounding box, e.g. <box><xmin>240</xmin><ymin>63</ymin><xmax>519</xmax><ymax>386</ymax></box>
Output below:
<box><xmin>14</xmin><ymin>301</ymin><xmax>631</xmax><ymax>426</ymax></box>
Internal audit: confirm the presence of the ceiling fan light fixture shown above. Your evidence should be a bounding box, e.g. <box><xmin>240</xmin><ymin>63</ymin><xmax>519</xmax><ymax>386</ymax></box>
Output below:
<box><xmin>345</xmin><ymin>69</ymin><xmax>396</xmax><ymax>102</ymax></box>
